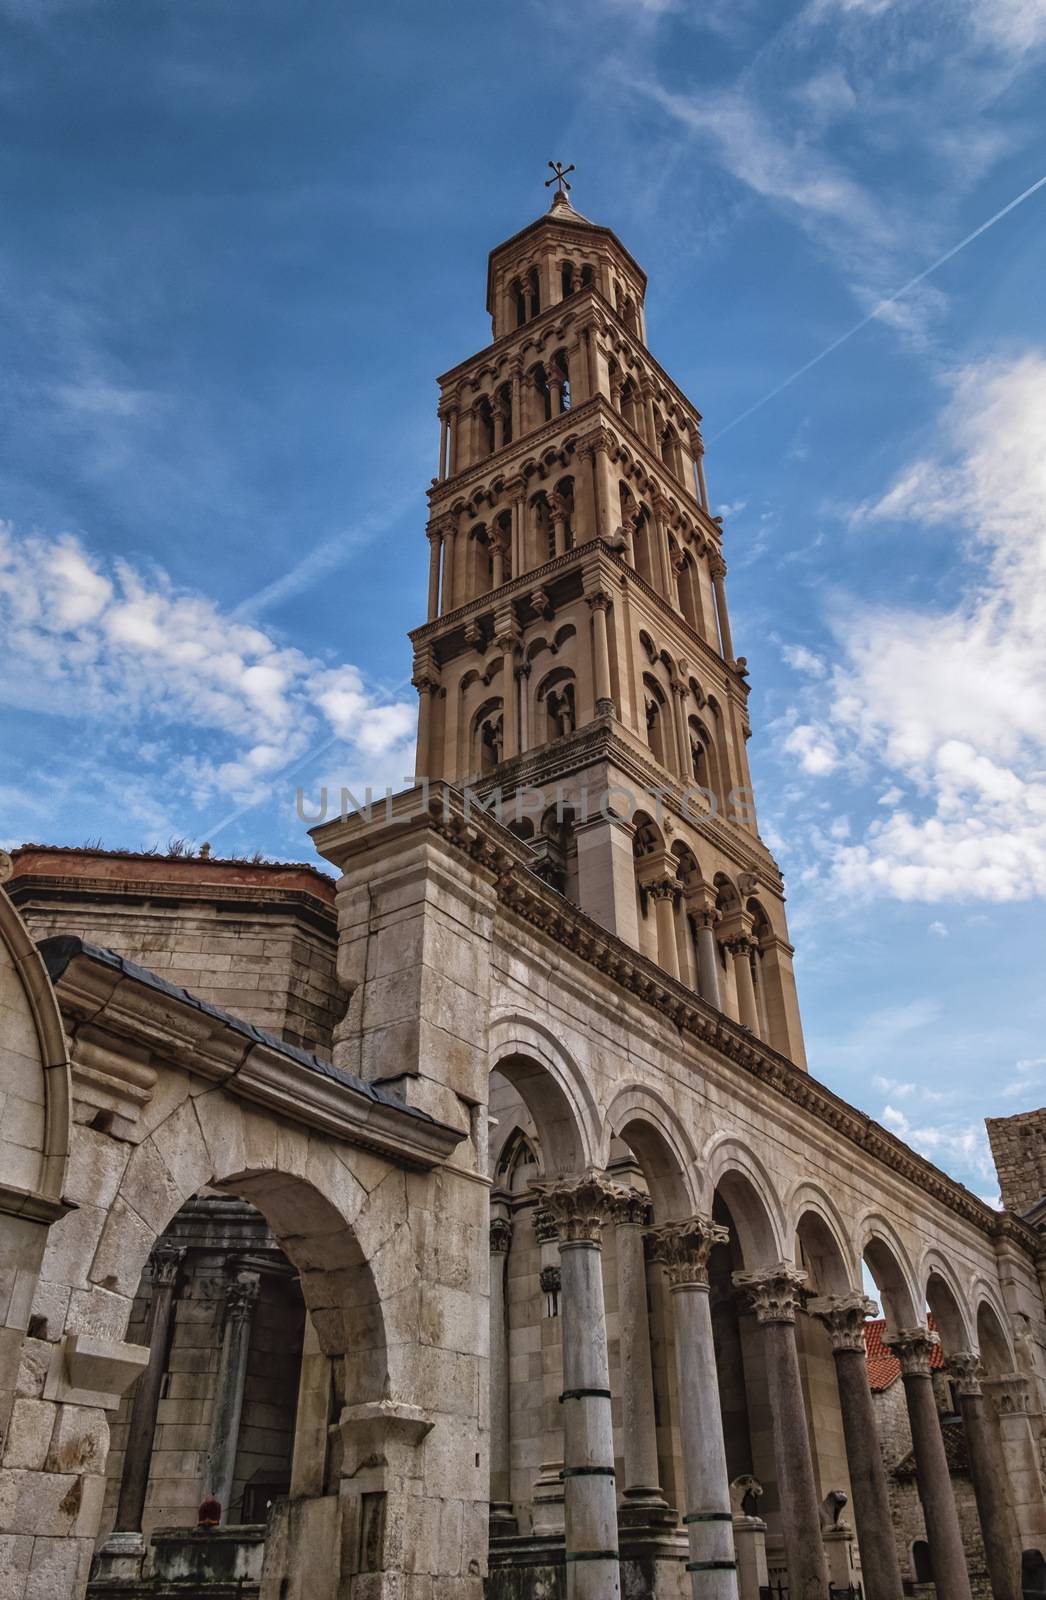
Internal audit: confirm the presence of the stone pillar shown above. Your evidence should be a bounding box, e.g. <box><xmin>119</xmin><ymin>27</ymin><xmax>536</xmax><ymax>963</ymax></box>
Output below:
<box><xmin>593</xmin><ymin>435</ymin><xmax>615</xmax><ymax>540</ymax></box>
<box><xmin>587</xmin><ymin>591</ymin><xmax>615</xmax><ymax>716</ymax></box>
<box><xmin>532</xmin><ymin>1205</ymin><xmax>566</xmax><ymax>1537</ymax></box>
<box><xmin>510</xmin><ymin>364</ymin><xmax>522</xmax><ymax>439</ymax></box>
<box><xmin>113</xmin><ymin>1247</ymin><xmax>184</xmax><ymax>1538</ymax></box>
<box><xmin>951</xmin><ymin>1351</ymin><xmax>1022</xmax><ymax>1600</ymax></box>
<box><xmin>438</xmin><ymin>410</ymin><xmax>449</xmax><ymax>479</ymax></box>
<box><xmin>649</xmin><ymin>881</ymin><xmax>681</xmax><ymax>981</ymax></box>
<box><xmin>885</xmin><ymin>1327</ymin><xmax>973</xmax><ymax>1600</ymax></box>
<box><xmin>733</xmin><ymin>1265</ymin><xmax>829</xmax><ymax>1600</ymax></box>
<box><xmin>489</xmin><ymin>1208</ymin><xmax>516</xmax><ymax>1534</ymax></box>
<box><xmin>609</xmin><ymin>1190</ymin><xmax>671</xmax><ymax>1526</ymax></box>
<box><xmin>694</xmin><ymin>910</ymin><xmax>723</xmax><ymax>1010</ymax></box>
<box><xmin>549</xmin><ymin>372</ymin><xmax>564</xmax><ymax>417</ymax></box>
<box><xmin>810</xmin><ymin>1294</ymin><xmax>905</xmax><ymax>1600</ymax></box>
<box><xmin>693</xmin><ymin>430</ymin><xmax>709</xmax><ymax>511</ymax></box>
<box><xmin>551</xmin><ymin>494</ymin><xmax>569</xmax><ymax>558</ymax></box>
<box><xmin>495</xmin><ymin>613</ymin><xmax>519</xmax><ymax>761</ymax></box>
<box><xmin>649</xmin><ymin>1218</ymin><xmax>739</xmax><ymax>1600</ymax></box>
<box><xmin>426</xmin><ymin>527</ymin><xmax>442</xmax><ymax>619</ymax></box>
<box><xmin>441</xmin><ymin>521</ymin><xmax>458</xmax><ymax>615</ymax></box>
<box><xmin>709</xmin><ymin>554</ymin><xmax>734</xmax><ymax>663</ymax></box>
<box><xmin>671</xmin><ymin>680</ymin><xmax>691</xmax><ymax>781</ymax></box>
<box><xmin>574</xmin><ymin>814</ymin><xmax>640</xmax><ymax>950</ymax></box>
<box><xmin>534</xmin><ymin>1174</ymin><xmax>623</xmax><ymax>1600</ymax></box>
<box><xmin>493</xmin><ymin>401</ymin><xmax>508</xmax><ymax>450</ymax></box>
<box><xmin>727</xmin><ymin>938</ymin><xmax>760</xmax><ymax>1033</ymax></box>
<box><xmin>203</xmin><ymin>1271</ymin><xmax>261</xmax><ymax>1521</ymax></box>
<box><xmin>448</xmin><ymin>404</ymin><xmax>460</xmax><ymax>475</ymax></box>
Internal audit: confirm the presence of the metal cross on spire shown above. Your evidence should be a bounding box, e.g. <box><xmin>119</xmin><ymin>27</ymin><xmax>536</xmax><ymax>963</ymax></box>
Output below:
<box><xmin>546</xmin><ymin>160</ymin><xmax>575</xmax><ymax>196</ymax></box>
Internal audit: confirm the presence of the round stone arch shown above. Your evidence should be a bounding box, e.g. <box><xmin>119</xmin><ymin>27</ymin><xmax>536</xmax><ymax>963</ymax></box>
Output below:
<box><xmin>921</xmin><ymin>1248</ymin><xmax>977</xmax><ymax>1353</ymax></box>
<box><xmin>787</xmin><ymin>1179</ymin><xmax>861</xmax><ymax>1295</ymax></box>
<box><xmin>84</xmin><ymin>1087</ymin><xmax>401</xmax><ymax>1391</ymax></box>
<box><xmin>601</xmin><ymin>1082</ymin><xmax>699</xmax><ymax>1219</ymax></box>
<box><xmin>488</xmin><ymin>1011</ymin><xmax>600</xmax><ymax>1175</ymax></box>
<box><xmin>699</xmin><ymin>1133</ymin><xmax>788</xmax><ymax>1266</ymax></box>
<box><xmin>857</xmin><ymin>1212</ymin><xmax>921</xmax><ymax>1330</ymax></box>
<box><xmin>974</xmin><ymin>1291</ymin><xmax>1016</xmax><ymax>1374</ymax></box>
<box><xmin>0</xmin><ymin>873</ymin><xmax>72</xmax><ymax>1203</ymax></box>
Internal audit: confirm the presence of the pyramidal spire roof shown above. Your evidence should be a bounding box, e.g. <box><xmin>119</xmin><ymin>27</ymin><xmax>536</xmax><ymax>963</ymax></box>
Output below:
<box><xmin>544</xmin><ymin>186</ymin><xmax>597</xmax><ymax>229</ymax></box>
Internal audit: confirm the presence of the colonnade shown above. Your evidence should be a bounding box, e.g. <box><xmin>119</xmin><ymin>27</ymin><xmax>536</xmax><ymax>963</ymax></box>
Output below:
<box><xmin>488</xmin><ymin>1172</ymin><xmax>1027</xmax><ymax>1600</ymax></box>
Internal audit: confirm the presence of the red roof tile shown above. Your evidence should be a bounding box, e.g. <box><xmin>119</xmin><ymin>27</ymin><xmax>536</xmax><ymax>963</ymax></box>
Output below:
<box><xmin>864</xmin><ymin>1317</ymin><xmax>944</xmax><ymax>1391</ymax></box>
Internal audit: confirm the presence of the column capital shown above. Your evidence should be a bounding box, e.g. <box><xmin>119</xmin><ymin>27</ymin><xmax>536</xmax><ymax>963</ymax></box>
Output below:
<box><xmin>883</xmin><ymin>1325</ymin><xmax>940</xmax><ymax>1377</ymax></box>
<box><xmin>733</xmin><ymin>1263</ymin><xmax>810</xmax><ymax>1324</ymax></box>
<box><xmin>530</xmin><ymin>1172</ymin><xmax>625</xmax><ymax>1245</ymax></box>
<box><xmin>224</xmin><ymin>1273</ymin><xmax>261</xmax><ymax>1322</ymax></box>
<box><xmin>489</xmin><ymin>1216</ymin><xmax>513</xmax><ymax>1255</ymax></box>
<box><xmin>809</xmin><ymin>1292</ymin><xmax>879</xmax><ymax>1352</ymax></box>
<box><xmin>585</xmin><ymin>588</ymin><xmax>613</xmax><ymax>614</ymax></box>
<box><xmin>645</xmin><ymin>876</ymin><xmax>677</xmax><ymax>903</ymax></box>
<box><xmin>708</xmin><ymin>552</ymin><xmax>727</xmax><ymax>581</ymax></box>
<box><xmin>145</xmin><ymin>1246</ymin><xmax>185</xmax><ymax>1290</ymax></box>
<box><xmin>948</xmin><ymin>1349</ymin><xmax>985</xmax><ymax>1396</ymax></box>
<box><xmin>646</xmin><ymin>1216</ymin><xmax>729</xmax><ymax>1289</ymax></box>
<box><xmin>532</xmin><ymin>1204</ymin><xmax>560</xmax><ymax>1246</ymax></box>
<box><xmin>608</xmin><ymin>1187</ymin><xmax>652</xmax><ymax>1228</ymax></box>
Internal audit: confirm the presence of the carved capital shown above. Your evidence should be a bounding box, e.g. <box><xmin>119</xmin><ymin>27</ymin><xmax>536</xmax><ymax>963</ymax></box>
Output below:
<box><xmin>883</xmin><ymin>1326</ymin><xmax>939</xmax><ymax>1377</ymax></box>
<box><xmin>646</xmin><ymin>877</ymin><xmax>677</xmax><ymax>904</ymax></box>
<box><xmin>530</xmin><ymin>1172</ymin><xmax>625</xmax><ymax>1246</ymax></box>
<box><xmin>539</xmin><ymin>1264</ymin><xmax>561</xmax><ymax>1296</ymax></box>
<box><xmin>609</xmin><ymin>1187</ymin><xmax>652</xmax><ymax>1228</ymax></box>
<box><xmin>145</xmin><ymin>1246</ymin><xmax>186</xmax><ymax>1292</ymax></box>
<box><xmin>532</xmin><ymin>1205</ymin><xmax>559</xmax><ymax>1246</ymax></box>
<box><xmin>708</xmin><ymin>552</ymin><xmax>727</xmax><ymax>581</ymax></box>
<box><xmin>489</xmin><ymin>1216</ymin><xmax>513</xmax><ymax>1255</ymax></box>
<box><xmin>733</xmin><ymin>1264</ymin><xmax>810</xmax><ymax>1324</ymax></box>
<box><xmin>224</xmin><ymin>1273</ymin><xmax>261</xmax><ymax>1323</ymax></box>
<box><xmin>948</xmin><ymin>1350</ymin><xmax>984</xmax><ymax>1397</ymax></box>
<box><xmin>586</xmin><ymin>590</ymin><xmax>613</xmax><ymax>614</ymax></box>
<box><xmin>809</xmin><ymin>1293</ymin><xmax>879</xmax><ymax>1353</ymax></box>
<box><xmin>647</xmin><ymin>1216</ymin><xmax>729</xmax><ymax>1289</ymax></box>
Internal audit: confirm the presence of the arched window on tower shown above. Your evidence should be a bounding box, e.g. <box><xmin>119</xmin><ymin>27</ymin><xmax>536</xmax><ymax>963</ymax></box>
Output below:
<box><xmin>580</xmin><ymin>263</ymin><xmax>594</xmax><ymax>289</ymax></box>
<box><xmin>688</xmin><ymin>716</ymin><xmax>721</xmax><ymax>808</ymax></box>
<box><xmin>619</xmin><ymin>377</ymin><xmax>640</xmax><ymax>434</ymax></box>
<box><xmin>473</xmin><ymin>700</ymin><xmax>504</xmax><ymax>776</ymax></box>
<box><xmin>514</xmin><ymin>278</ymin><xmax>528</xmax><ymax>328</ymax></box>
<box><xmin>633</xmin><ymin>504</ymin><xmax>656</xmax><ymax>589</ymax></box>
<box><xmin>527</xmin><ymin>268</ymin><xmax>541</xmax><ymax>320</ymax></box>
<box><xmin>530</xmin><ymin>363</ymin><xmax>552</xmax><ymax>425</ymax></box>
<box><xmin>549</xmin><ymin>350</ymin><xmax>570</xmax><ymax>412</ymax></box>
<box><xmin>643</xmin><ymin>675</ymin><xmax>669</xmax><ymax>768</ymax></box>
<box><xmin>476</xmin><ymin>396</ymin><xmax>495</xmax><ymax>458</ymax></box>
<box><xmin>561</xmin><ymin>261</ymin><xmax>575</xmax><ymax>298</ymax></box>
<box><xmin>537</xmin><ymin>667</ymin><xmax>577</xmax><ymax>742</ymax></box>
<box><xmin>622</xmin><ymin>294</ymin><xmax>639</xmax><ymax>336</ymax></box>
<box><xmin>552</xmin><ymin>476</ymin><xmax>575</xmax><ymax>552</ymax></box>
<box><xmin>496</xmin><ymin>381</ymin><xmax>513</xmax><ymax>447</ymax></box>
<box><xmin>530</xmin><ymin>491</ymin><xmax>553</xmax><ymax>566</ymax></box>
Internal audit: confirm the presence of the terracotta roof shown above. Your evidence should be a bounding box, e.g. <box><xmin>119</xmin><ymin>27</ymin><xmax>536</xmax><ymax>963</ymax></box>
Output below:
<box><xmin>864</xmin><ymin>1317</ymin><xmax>944</xmax><ymax>1391</ymax></box>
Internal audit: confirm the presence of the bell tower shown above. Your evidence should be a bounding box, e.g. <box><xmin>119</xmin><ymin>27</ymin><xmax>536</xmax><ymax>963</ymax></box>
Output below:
<box><xmin>410</xmin><ymin>171</ymin><xmax>806</xmax><ymax>1067</ymax></box>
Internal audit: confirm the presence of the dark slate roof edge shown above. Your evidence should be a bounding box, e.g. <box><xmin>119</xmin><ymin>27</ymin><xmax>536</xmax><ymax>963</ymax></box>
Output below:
<box><xmin>39</xmin><ymin>935</ymin><xmax>461</xmax><ymax>1139</ymax></box>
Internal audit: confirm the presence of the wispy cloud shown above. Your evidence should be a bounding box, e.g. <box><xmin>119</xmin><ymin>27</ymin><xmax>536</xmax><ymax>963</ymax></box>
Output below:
<box><xmin>778</xmin><ymin>350</ymin><xmax>1046</xmax><ymax>902</ymax></box>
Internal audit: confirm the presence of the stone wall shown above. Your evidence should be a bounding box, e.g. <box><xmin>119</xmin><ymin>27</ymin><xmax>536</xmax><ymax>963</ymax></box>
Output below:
<box><xmin>8</xmin><ymin>847</ymin><xmax>344</xmax><ymax>1055</ymax></box>
<box><xmin>986</xmin><ymin>1109</ymin><xmax>1046</xmax><ymax>1216</ymax></box>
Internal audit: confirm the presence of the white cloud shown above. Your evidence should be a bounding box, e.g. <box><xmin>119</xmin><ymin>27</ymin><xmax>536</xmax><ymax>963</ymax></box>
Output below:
<box><xmin>793</xmin><ymin>352</ymin><xmax>1046</xmax><ymax>902</ymax></box>
<box><xmin>878</xmin><ymin>1102</ymin><xmax>996</xmax><ymax>1181</ymax></box>
<box><xmin>782</xmin><ymin>643</ymin><xmax>827</xmax><ymax>678</ymax></box>
<box><xmin>0</xmin><ymin>522</ymin><xmax>416</xmax><ymax>812</ymax></box>
<box><xmin>928</xmin><ymin>920</ymin><xmax>949</xmax><ymax>937</ymax></box>
<box><xmin>783</xmin><ymin>721</ymin><xmax>839</xmax><ymax>775</ymax></box>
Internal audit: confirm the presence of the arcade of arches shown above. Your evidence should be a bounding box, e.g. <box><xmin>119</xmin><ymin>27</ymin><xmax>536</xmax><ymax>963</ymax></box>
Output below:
<box><xmin>2</xmin><ymin>185</ymin><xmax>1046</xmax><ymax>1600</ymax></box>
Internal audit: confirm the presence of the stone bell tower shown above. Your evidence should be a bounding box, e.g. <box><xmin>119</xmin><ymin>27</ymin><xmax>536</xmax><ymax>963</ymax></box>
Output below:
<box><xmin>410</xmin><ymin>171</ymin><xmax>806</xmax><ymax>1068</ymax></box>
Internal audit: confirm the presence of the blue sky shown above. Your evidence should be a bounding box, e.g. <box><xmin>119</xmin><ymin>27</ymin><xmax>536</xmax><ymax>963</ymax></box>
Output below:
<box><xmin>2</xmin><ymin>0</ymin><xmax>1045</xmax><ymax>1198</ymax></box>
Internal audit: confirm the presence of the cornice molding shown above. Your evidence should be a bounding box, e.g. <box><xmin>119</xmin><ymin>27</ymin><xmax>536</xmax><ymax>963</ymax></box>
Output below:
<box><xmin>317</xmin><ymin>784</ymin><xmax>1035</xmax><ymax>1254</ymax></box>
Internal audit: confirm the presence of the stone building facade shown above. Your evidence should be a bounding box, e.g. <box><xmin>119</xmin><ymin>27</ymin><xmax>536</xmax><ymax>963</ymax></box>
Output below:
<box><xmin>1</xmin><ymin>183</ymin><xmax>1046</xmax><ymax>1600</ymax></box>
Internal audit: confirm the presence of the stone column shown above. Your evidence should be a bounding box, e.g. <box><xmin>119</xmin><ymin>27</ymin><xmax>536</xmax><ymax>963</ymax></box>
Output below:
<box><xmin>733</xmin><ymin>1265</ymin><xmax>829</xmax><ymax>1600</ymax></box>
<box><xmin>426</xmin><ymin>527</ymin><xmax>442</xmax><ymax>619</ymax></box>
<box><xmin>113</xmin><ymin>1247</ymin><xmax>184</xmax><ymax>1538</ymax></box>
<box><xmin>709</xmin><ymin>554</ymin><xmax>734</xmax><ymax>662</ymax></box>
<box><xmin>885</xmin><ymin>1328</ymin><xmax>973</xmax><ymax>1600</ymax></box>
<box><xmin>609</xmin><ymin>1190</ymin><xmax>672</xmax><ymax>1527</ymax></box>
<box><xmin>592</xmin><ymin>434</ymin><xmax>615</xmax><ymax>540</ymax></box>
<box><xmin>489</xmin><ymin>1209</ymin><xmax>516</xmax><ymax>1534</ymax></box>
<box><xmin>951</xmin><ymin>1351</ymin><xmax>1022</xmax><ymax>1600</ymax></box>
<box><xmin>203</xmin><ymin>1271</ymin><xmax>261</xmax><ymax>1522</ymax></box>
<box><xmin>510</xmin><ymin>363</ymin><xmax>523</xmax><ymax>439</ymax></box>
<box><xmin>587</xmin><ymin>591</ymin><xmax>615</xmax><ymax>716</ymax></box>
<box><xmin>495</xmin><ymin>613</ymin><xmax>519</xmax><ymax>760</ymax></box>
<box><xmin>493</xmin><ymin>402</ymin><xmax>508</xmax><ymax>450</ymax></box>
<box><xmin>413</xmin><ymin>671</ymin><xmax>438</xmax><ymax>779</ymax></box>
<box><xmin>649</xmin><ymin>1218</ymin><xmax>739</xmax><ymax>1600</ymax></box>
<box><xmin>441</xmin><ymin>521</ymin><xmax>458</xmax><ymax>615</ymax></box>
<box><xmin>532</xmin><ymin>1205</ymin><xmax>566</xmax><ymax>1537</ymax></box>
<box><xmin>671</xmin><ymin>681</ymin><xmax>691</xmax><ymax>781</ymax></box>
<box><xmin>692</xmin><ymin>430</ymin><xmax>709</xmax><ymax>511</ymax></box>
<box><xmin>550</xmin><ymin>494</ymin><xmax>569</xmax><ymax>558</ymax></box>
<box><xmin>549</xmin><ymin>372</ymin><xmax>564</xmax><ymax>417</ymax></box>
<box><xmin>438</xmin><ymin>410</ymin><xmax>449</xmax><ymax>479</ymax></box>
<box><xmin>448</xmin><ymin>404</ymin><xmax>460</xmax><ymax>475</ymax></box>
<box><xmin>727</xmin><ymin>937</ymin><xmax>760</xmax><ymax>1033</ymax></box>
<box><xmin>693</xmin><ymin>909</ymin><xmax>723</xmax><ymax>1010</ymax></box>
<box><xmin>810</xmin><ymin>1293</ymin><xmax>905</xmax><ymax>1600</ymax></box>
<box><xmin>534</xmin><ymin>1175</ymin><xmax>623</xmax><ymax>1600</ymax></box>
<box><xmin>649</xmin><ymin>881</ymin><xmax>681</xmax><ymax>981</ymax></box>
